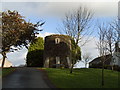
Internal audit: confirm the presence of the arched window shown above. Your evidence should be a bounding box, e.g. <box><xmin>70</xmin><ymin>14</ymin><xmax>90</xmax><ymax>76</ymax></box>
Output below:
<box><xmin>55</xmin><ymin>38</ymin><xmax>60</xmax><ymax>44</ymax></box>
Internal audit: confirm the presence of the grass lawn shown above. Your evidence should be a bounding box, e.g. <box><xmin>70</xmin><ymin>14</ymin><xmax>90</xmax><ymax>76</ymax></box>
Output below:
<box><xmin>45</xmin><ymin>68</ymin><xmax>120</xmax><ymax>88</ymax></box>
<box><xmin>1</xmin><ymin>68</ymin><xmax>16</xmax><ymax>77</ymax></box>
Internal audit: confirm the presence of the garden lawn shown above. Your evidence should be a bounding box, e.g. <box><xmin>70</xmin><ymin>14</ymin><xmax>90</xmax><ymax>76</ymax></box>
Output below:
<box><xmin>2</xmin><ymin>68</ymin><xmax>16</xmax><ymax>77</ymax></box>
<box><xmin>45</xmin><ymin>68</ymin><xmax>120</xmax><ymax>88</ymax></box>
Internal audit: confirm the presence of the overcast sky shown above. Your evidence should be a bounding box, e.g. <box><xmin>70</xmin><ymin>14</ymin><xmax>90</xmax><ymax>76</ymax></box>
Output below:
<box><xmin>0</xmin><ymin>0</ymin><xmax>119</xmax><ymax>67</ymax></box>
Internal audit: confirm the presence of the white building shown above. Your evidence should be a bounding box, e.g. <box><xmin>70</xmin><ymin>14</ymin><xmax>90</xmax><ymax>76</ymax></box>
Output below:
<box><xmin>0</xmin><ymin>58</ymin><xmax>12</xmax><ymax>67</ymax></box>
<box><xmin>111</xmin><ymin>42</ymin><xmax>120</xmax><ymax>67</ymax></box>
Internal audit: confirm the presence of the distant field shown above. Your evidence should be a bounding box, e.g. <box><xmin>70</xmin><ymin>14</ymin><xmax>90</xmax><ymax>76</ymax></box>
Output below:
<box><xmin>45</xmin><ymin>68</ymin><xmax>120</xmax><ymax>88</ymax></box>
<box><xmin>1</xmin><ymin>68</ymin><xmax>16</xmax><ymax>77</ymax></box>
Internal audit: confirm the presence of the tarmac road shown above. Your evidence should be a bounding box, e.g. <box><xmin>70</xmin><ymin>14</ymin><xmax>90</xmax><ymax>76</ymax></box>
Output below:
<box><xmin>2</xmin><ymin>67</ymin><xmax>50</xmax><ymax>88</ymax></box>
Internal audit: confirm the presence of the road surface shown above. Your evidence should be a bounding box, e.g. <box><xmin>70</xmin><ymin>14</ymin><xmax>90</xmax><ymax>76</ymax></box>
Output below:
<box><xmin>2</xmin><ymin>67</ymin><xmax>51</xmax><ymax>88</ymax></box>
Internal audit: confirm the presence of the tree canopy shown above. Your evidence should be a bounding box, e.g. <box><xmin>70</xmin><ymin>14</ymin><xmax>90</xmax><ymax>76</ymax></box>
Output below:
<box><xmin>1</xmin><ymin>10</ymin><xmax>44</xmax><ymax>67</ymax></box>
<box><xmin>26</xmin><ymin>37</ymin><xmax>44</xmax><ymax>67</ymax></box>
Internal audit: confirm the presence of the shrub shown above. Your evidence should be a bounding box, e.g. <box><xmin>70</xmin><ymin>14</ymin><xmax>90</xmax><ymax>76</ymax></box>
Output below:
<box><xmin>26</xmin><ymin>37</ymin><xmax>44</xmax><ymax>67</ymax></box>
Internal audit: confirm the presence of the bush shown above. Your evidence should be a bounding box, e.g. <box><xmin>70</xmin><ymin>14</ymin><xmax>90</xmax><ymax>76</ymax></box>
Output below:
<box><xmin>113</xmin><ymin>65</ymin><xmax>120</xmax><ymax>71</ymax></box>
<box><xmin>104</xmin><ymin>65</ymin><xmax>112</xmax><ymax>70</ymax></box>
<box><xmin>90</xmin><ymin>63</ymin><xmax>120</xmax><ymax>72</ymax></box>
<box><xmin>102</xmin><ymin>65</ymin><xmax>120</xmax><ymax>71</ymax></box>
<box><xmin>26</xmin><ymin>37</ymin><xmax>44</xmax><ymax>67</ymax></box>
<box><xmin>89</xmin><ymin>63</ymin><xmax>102</xmax><ymax>69</ymax></box>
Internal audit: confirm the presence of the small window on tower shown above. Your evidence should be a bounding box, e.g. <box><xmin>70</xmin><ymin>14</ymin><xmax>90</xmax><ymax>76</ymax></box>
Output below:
<box><xmin>55</xmin><ymin>38</ymin><xmax>60</xmax><ymax>44</ymax></box>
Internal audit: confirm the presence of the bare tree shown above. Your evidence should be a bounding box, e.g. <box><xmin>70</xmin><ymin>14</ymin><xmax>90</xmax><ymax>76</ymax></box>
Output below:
<box><xmin>59</xmin><ymin>6</ymin><xmax>93</xmax><ymax>73</ymax></box>
<box><xmin>105</xmin><ymin>25</ymin><xmax>116</xmax><ymax>70</ymax></box>
<box><xmin>82</xmin><ymin>52</ymin><xmax>92</xmax><ymax>68</ymax></box>
<box><xmin>96</xmin><ymin>23</ymin><xmax>108</xmax><ymax>87</ymax></box>
<box><xmin>111</xmin><ymin>19</ymin><xmax>120</xmax><ymax>42</ymax></box>
<box><xmin>98</xmin><ymin>19</ymin><xmax>120</xmax><ymax>71</ymax></box>
<box><xmin>96</xmin><ymin>18</ymin><xmax>120</xmax><ymax>86</ymax></box>
<box><xmin>110</xmin><ymin>19</ymin><xmax>120</xmax><ymax>66</ymax></box>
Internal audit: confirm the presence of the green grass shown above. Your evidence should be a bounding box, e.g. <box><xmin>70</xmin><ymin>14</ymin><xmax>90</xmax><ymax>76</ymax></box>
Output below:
<box><xmin>0</xmin><ymin>68</ymin><xmax>16</xmax><ymax>77</ymax></box>
<box><xmin>45</xmin><ymin>68</ymin><xmax>120</xmax><ymax>88</ymax></box>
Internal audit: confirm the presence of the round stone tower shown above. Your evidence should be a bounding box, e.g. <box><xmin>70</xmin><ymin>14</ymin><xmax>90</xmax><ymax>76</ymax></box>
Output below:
<box><xmin>44</xmin><ymin>34</ymin><xmax>72</xmax><ymax>68</ymax></box>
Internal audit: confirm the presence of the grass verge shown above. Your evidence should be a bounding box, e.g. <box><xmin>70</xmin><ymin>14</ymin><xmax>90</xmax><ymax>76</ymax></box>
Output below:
<box><xmin>45</xmin><ymin>68</ymin><xmax>120</xmax><ymax>88</ymax></box>
<box><xmin>1</xmin><ymin>68</ymin><xmax>16</xmax><ymax>77</ymax></box>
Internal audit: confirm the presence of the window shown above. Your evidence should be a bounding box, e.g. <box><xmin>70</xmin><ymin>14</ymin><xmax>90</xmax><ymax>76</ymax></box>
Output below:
<box><xmin>56</xmin><ymin>57</ymin><xmax>60</xmax><ymax>64</ymax></box>
<box><xmin>55</xmin><ymin>38</ymin><xmax>60</xmax><ymax>44</ymax></box>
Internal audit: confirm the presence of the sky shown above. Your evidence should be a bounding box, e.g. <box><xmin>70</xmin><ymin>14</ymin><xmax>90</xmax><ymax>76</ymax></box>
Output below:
<box><xmin>0</xmin><ymin>0</ymin><xmax>119</xmax><ymax>67</ymax></box>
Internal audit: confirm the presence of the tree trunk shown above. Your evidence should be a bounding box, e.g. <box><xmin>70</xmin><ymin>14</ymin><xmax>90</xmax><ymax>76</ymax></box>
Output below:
<box><xmin>1</xmin><ymin>52</ymin><xmax>6</xmax><ymax>68</ymax></box>
<box><xmin>109</xmin><ymin>51</ymin><xmax>113</xmax><ymax>71</ymax></box>
<box><xmin>101</xmin><ymin>60</ymin><xmax>104</xmax><ymax>87</ymax></box>
<box><xmin>70</xmin><ymin>44</ymin><xmax>77</xmax><ymax>74</ymax></box>
<box><xmin>70</xmin><ymin>64</ymin><xmax>74</xmax><ymax>73</ymax></box>
<box><xmin>85</xmin><ymin>63</ymin><xmax>87</xmax><ymax>68</ymax></box>
<box><xmin>102</xmin><ymin>66</ymin><xmax>104</xmax><ymax>86</ymax></box>
<box><xmin>111</xmin><ymin>65</ymin><xmax>114</xmax><ymax>71</ymax></box>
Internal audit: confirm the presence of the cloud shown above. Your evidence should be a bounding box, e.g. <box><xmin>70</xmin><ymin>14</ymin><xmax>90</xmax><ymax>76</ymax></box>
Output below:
<box><xmin>74</xmin><ymin>36</ymin><xmax>99</xmax><ymax>68</ymax></box>
<box><xmin>37</xmin><ymin>32</ymin><xmax>55</xmax><ymax>38</ymax></box>
<box><xmin>80</xmin><ymin>36</ymin><xmax>99</xmax><ymax>58</ymax></box>
<box><xmin>6</xmin><ymin>48</ymin><xmax>28</xmax><ymax>66</ymax></box>
<box><xmin>2</xmin><ymin>2</ymin><xmax>118</xmax><ymax>18</ymax></box>
<box><xmin>0</xmin><ymin>48</ymin><xmax>28</xmax><ymax>66</ymax></box>
<box><xmin>1</xmin><ymin>0</ymin><xmax>119</xmax><ymax>2</ymax></box>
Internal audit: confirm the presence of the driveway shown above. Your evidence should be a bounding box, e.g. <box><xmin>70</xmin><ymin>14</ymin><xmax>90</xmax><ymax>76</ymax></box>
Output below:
<box><xmin>2</xmin><ymin>67</ymin><xmax>51</xmax><ymax>88</ymax></box>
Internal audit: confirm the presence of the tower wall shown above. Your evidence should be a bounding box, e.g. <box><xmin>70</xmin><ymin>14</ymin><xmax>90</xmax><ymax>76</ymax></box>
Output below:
<box><xmin>44</xmin><ymin>34</ymin><xmax>71</xmax><ymax>68</ymax></box>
